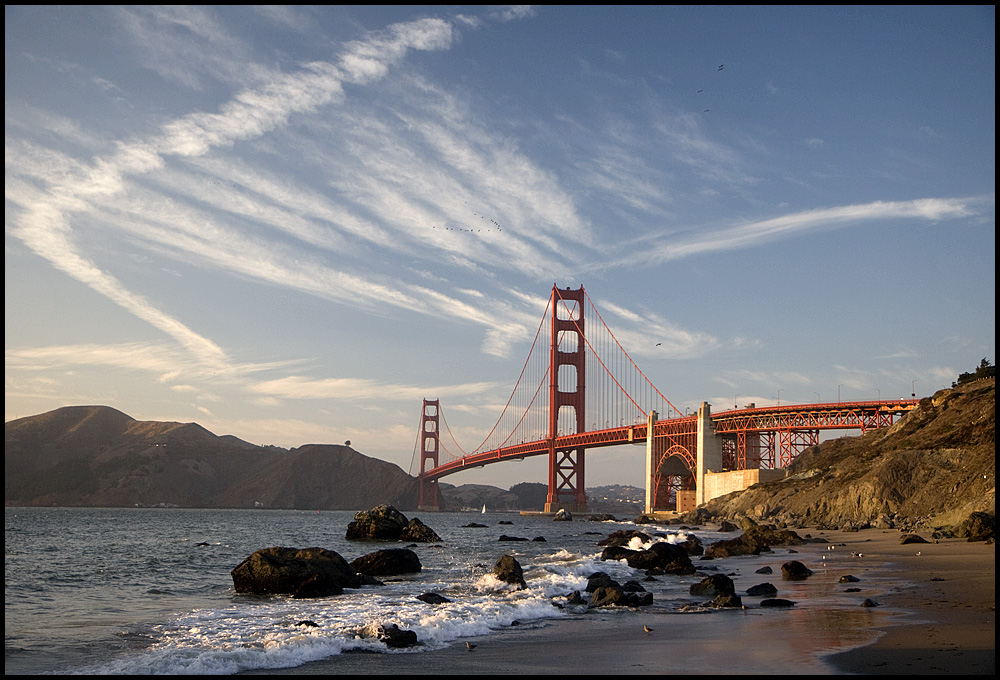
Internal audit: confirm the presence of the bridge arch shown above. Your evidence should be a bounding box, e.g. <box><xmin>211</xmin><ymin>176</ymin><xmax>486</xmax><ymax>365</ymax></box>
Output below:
<box><xmin>651</xmin><ymin>444</ymin><xmax>696</xmax><ymax>512</ymax></box>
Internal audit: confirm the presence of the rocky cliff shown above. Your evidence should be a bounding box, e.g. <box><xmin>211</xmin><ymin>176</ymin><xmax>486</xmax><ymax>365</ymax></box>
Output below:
<box><xmin>699</xmin><ymin>379</ymin><xmax>995</xmax><ymax>531</ymax></box>
<box><xmin>4</xmin><ymin>406</ymin><xmax>418</xmax><ymax>510</ymax></box>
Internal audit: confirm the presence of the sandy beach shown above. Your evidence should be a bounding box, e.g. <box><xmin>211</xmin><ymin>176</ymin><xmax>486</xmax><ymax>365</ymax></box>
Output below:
<box><xmin>254</xmin><ymin>526</ymin><xmax>995</xmax><ymax>675</ymax></box>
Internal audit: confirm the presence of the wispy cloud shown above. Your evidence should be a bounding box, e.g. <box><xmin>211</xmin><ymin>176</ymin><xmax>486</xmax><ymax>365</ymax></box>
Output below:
<box><xmin>249</xmin><ymin>375</ymin><xmax>499</xmax><ymax>401</ymax></box>
<box><xmin>6</xmin><ymin>16</ymin><xmax>458</xmax><ymax>369</ymax></box>
<box><xmin>605</xmin><ymin>198</ymin><xmax>980</xmax><ymax>268</ymax></box>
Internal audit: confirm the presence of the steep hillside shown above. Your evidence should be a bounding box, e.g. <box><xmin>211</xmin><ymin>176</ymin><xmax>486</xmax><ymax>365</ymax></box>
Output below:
<box><xmin>218</xmin><ymin>444</ymin><xmax>418</xmax><ymax>510</ymax></box>
<box><xmin>701</xmin><ymin>379</ymin><xmax>995</xmax><ymax>530</ymax></box>
<box><xmin>5</xmin><ymin>406</ymin><xmax>417</xmax><ymax>510</ymax></box>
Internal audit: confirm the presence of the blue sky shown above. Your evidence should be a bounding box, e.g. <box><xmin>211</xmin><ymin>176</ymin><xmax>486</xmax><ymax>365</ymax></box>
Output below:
<box><xmin>5</xmin><ymin>6</ymin><xmax>995</xmax><ymax>489</ymax></box>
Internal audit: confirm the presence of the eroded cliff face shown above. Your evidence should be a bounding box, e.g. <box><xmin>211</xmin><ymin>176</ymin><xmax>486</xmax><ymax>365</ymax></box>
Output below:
<box><xmin>699</xmin><ymin>379</ymin><xmax>995</xmax><ymax>530</ymax></box>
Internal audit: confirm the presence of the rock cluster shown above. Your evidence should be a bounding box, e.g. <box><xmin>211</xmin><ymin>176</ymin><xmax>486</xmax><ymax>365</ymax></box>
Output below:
<box><xmin>584</xmin><ymin>571</ymin><xmax>653</xmax><ymax>607</ymax></box>
<box><xmin>703</xmin><ymin>521</ymin><xmax>805</xmax><ymax>558</ymax></box>
<box><xmin>231</xmin><ymin>546</ymin><xmax>372</xmax><ymax>598</ymax></box>
<box><xmin>345</xmin><ymin>505</ymin><xmax>442</xmax><ymax>542</ymax></box>
<box><xmin>689</xmin><ymin>574</ymin><xmax>742</xmax><ymax>608</ymax></box>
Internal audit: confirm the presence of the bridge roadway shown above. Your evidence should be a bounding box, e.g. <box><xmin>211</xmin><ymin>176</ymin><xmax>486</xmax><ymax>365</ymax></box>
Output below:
<box><xmin>420</xmin><ymin>399</ymin><xmax>920</xmax><ymax>483</ymax></box>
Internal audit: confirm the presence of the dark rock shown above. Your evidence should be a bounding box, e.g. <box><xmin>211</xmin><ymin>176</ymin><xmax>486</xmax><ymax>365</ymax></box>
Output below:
<box><xmin>417</xmin><ymin>592</ymin><xmax>451</xmax><ymax>604</ymax></box>
<box><xmin>566</xmin><ymin>590</ymin><xmax>584</xmax><ymax>605</ymax></box>
<box><xmin>861</xmin><ymin>598</ymin><xmax>880</xmax><ymax>607</ymax></box>
<box><xmin>588</xmin><ymin>514</ymin><xmax>618</xmax><ymax>522</ymax></box>
<box><xmin>400</xmin><ymin>518</ymin><xmax>442</xmax><ymax>543</ymax></box>
<box><xmin>498</xmin><ymin>520</ymin><xmax>514</xmax><ymax>525</ymax></box>
<box><xmin>345</xmin><ymin>505</ymin><xmax>409</xmax><ymax>540</ymax></box>
<box><xmin>532</xmin><ymin>536</ymin><xmax>547</xmax><ymax>542</ymax></box>
<box><xmin>718</xmin><ymin>520</ymin><xmax>739</xmax><ymax>532</ymax></box>
<box><xmin>598</xmin><ymin>529</ymin><xmax>652</xmax><ymax>547</ymax></box>
<box><xmin>292</xmin><ymin>572</ymin><xmax>339</xmax><ymax>598</ymax></box>
<box><xmin>630</xmin><ymin>591</ymin><xmax>654</xmax><ymax>606</ymax></box>
<box><xmin>462</xmin><ymin>522</ymin><xmax>487</xmax><ymax>528</ymax></box>
<box><xmin>755</xmin><ymin>566</ymin><xmax>773</xmax><ymax>574</ymax></box>
<box><xmin>589</xmin><ymin>585</ymin><xmax>627</xmax><ymax>607</ymax></box>
<box><xmin>231</xmin><ymin>546</ymin><xmax>364</xmax><ymax>598</ymax></box>
<box><xmin>374</xmin><ymin>623</ymin><xmax>419</xmax><ymax>648</ymax></box>
<box><xmin>622</xmin><ymin>580</ymin><xmax>647</xmax><ymax>592</ymax></box>
<box><xmin>690</xmin><ymin>574</ymin><xmax>736</xmax><ymax>598</ymax></box>
<box><xmin>585</xmin><ymin>572</ymin><xmax>620</xmax><ymax>592</ymax></box>
<box><xmin>600</xmin><ymin>545</ymin><xmax>637</xmax><ymax>562</ymax></box>
<box><xmin>499</xmin><ymin>535</ymin><xmax>529</xmax><ymax>541</ymax></box>
<box><xmin>899</xmin><ymin>533</ymin><xmax>930</xmax><ymax>544</ymax></box>
<box><xmin>676</xmin><ymin>534</ymin><xmax>705</xmax><ymax>556</ymax></box>
<box><xmin>351</xmin><ymin>548</ymin><xmax>421</xmax><ymax>576</ymax></box>
<box><xmin>709</xmin><ymin>593</ymin><xmax>743</xmax><ymax>608</ymax></box>
<box><xmin>632</xmin><ymin>542</ymin><xmax>696</xmax><ymax>574</ymax></box>
<box><xmin>589</xmin><ymin>585</ymin><xmax>653</xmax><ymax>608</ymax></box>
<box><xmin>553</xmin><ymin>509</ymin><xmax>573</xmax><ymax>521</ymax></box>
<box><xmin>602</xmin><ymin>540</ymin><xmax>696</xmax><ymax>575</ymax></box>
<box><xmin>493</xmin><ymin>554</ymin><xmax>526</xmax><ymax>589</ymax></box>
<box><xmin>705</xmin><ymin>526</ymin><xmax>806</xmax><ymax>558</ymax></box>
<box><xmin>746</xmin><ymin>582</ymin><xmax>778</xmax><ymax>597</ymax></box>
<box><xmin>953</xmin><ymin>511</ymin><xmax>995</xmax><ymax>541</ymax></box>
<box><xmin>295</xmin><ymin>620</ymin><xmax>319</xmax><ymax>627</ymax></box>
<box><xmin>781</xmin><ymin>560</ymin><xmax>813</xmax><ymax>581</ymax></box>
<box><xmin>839</xmin><ymin>574</ymin><xmax>860</xmax><ymax>583</ymax></box>
<box><xmin>760</xmin><ymin>598</ymin><xmax>796</xmax><ymax>607</ymax></box>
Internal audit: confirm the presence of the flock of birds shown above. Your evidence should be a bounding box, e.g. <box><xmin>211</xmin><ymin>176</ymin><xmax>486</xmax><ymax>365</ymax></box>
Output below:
<box><xmin>699</xmin><ymin>64</ymin><xmax>725</xmax><ymax>112</ymax></box>
<box><xmin>429</xmin><ymin>206</ymin><xmax>505</xmax><ymax>236</ymax></box>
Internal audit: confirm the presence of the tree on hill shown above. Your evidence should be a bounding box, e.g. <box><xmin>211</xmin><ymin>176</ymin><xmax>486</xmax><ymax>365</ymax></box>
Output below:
<box><xmin>953</xmin><ymin>358</ymin><xmax>995</xmax><ymax>387</ymax></box>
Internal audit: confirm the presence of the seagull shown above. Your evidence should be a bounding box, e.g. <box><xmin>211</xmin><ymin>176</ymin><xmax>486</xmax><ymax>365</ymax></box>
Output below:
<box><xmin>656</xmin><ymin>343</ymin><xmax>662</xmax><ymax>347</ymax></box>
<box><xmin>718</xmin><ymin>64</ymin><xmax>724</xmax><ymax>71</ymax></box>
<box><xmin>644</xmin><ymin>625</ymin><xmax>654</xmax><ymax>634</ymax></box>
<box><xmin>466</xmin><ymin>641</ymin><xmax>477</xmax><ymax>651</ymax></box>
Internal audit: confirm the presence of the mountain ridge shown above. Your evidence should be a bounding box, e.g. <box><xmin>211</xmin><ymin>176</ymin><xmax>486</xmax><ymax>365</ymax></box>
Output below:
<box><xmin>4</xmin><ymin>406</ymin><xmax>419</xmax><ymax>510</ymax></box>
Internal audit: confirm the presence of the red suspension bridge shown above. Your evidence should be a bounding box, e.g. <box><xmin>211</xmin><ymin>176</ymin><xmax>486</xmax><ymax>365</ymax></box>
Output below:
<box><xmin>414</xmin><ymin>285</ymin><xmax>918</xmax><ymax>513</ymax></box>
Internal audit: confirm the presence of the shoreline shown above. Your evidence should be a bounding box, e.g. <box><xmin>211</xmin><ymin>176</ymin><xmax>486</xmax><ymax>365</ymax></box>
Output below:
<box><xmin>822</xmin><ymin>528</ymin><xmax>995</xmax><ymax>674</ymax></box>
<box><xmin>251</xmin><ymin>526</ymin><xmax>995</xmax><ymax>675</ymax></box>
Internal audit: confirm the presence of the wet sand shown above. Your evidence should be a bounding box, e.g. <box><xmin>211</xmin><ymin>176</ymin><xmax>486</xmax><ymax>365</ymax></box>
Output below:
<box><xmin>256</xmin><ymin>526</ymin><xmax>995</xmax><ymax>675</ymax></box>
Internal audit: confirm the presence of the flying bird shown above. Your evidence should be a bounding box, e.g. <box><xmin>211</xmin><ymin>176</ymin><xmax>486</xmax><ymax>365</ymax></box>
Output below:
<box><xmin>644</xmin><ymin>625</ymin><xmax>654</xmax><ymax>634</ymax></box>
<box><xmin>718</xmin><ymin>64</ymin><xmax>724</xmax><ymax>71</ymax></box>
<box><xmin>655</xmin><ymin>343</ymin><xmax>662</xmax><ymax>347</ymax></box>
<box><xmin>466</xmin><ymin>641</ymin><xmax>477</xmax><ymax>651</ymax></box>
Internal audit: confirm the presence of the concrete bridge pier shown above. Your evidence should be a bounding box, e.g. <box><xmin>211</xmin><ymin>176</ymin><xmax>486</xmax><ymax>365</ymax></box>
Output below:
<box><xmin>695</xmin><ymin>401</ymin><xmax>723</xmax><ymax>506</ymax></box>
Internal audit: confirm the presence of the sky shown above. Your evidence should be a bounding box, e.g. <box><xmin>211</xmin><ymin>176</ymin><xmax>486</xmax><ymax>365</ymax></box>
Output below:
<box><xmin>5</xmin><ymin>6</ymin><xmax>995</xmax><ymax>490</ymax></box>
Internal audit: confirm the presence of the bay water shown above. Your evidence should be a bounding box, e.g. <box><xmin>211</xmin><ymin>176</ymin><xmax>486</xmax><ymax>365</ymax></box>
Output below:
<box><xmin>6</xmin><ymin>506</ymin><xmax>857</xmax><ymax>675</ymax></box>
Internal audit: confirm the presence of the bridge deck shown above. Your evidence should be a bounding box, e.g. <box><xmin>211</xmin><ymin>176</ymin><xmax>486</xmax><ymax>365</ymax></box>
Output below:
<box><xmin>422</xmin><ymin>400</ymin><xmax>919</xmax><ymax>482</ymax></box>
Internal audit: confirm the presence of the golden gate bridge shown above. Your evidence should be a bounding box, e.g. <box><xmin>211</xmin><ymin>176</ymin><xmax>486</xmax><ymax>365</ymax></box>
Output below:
<box><xmin>413</xmin><ymin>285</ymin><xmax>918</xmax><ymax>513</ymax></box>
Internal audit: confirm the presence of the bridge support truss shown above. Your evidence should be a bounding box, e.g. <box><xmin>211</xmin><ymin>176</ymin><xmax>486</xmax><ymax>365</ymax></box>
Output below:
<box><xmin>545</xmin><ymin>286</ymin><xmax>588</xmax><ymax>513</ymax></box>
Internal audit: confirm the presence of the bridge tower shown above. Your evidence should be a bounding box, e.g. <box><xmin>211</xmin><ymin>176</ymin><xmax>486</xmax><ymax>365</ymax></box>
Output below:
<box><xmin>418</xmin><ymin>398</ymin><xmax>440</xmax><ymax>511</ymax></box>
<box><xmin>545</xmin><ymin>285</ymin><xmax>588</xmax><ymax>513</ymax></box>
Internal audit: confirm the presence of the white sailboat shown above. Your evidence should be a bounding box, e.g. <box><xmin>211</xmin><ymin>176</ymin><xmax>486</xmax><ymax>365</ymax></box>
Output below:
<box><xmin>481</xmin><ymin>503</ymin><xmax>486</xmax><ymax>514</ymax></box>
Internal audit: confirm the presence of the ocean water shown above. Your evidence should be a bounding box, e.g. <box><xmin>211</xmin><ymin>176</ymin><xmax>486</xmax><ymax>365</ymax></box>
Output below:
<box><xmin>5</xmin><ymin>507</ymin><xmax>862</xmax><ymax>675</ymax></box>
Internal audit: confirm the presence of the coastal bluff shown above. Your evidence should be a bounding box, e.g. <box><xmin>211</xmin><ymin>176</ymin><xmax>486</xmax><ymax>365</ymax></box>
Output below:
<box><xmin>697</xmin><ymin>378</ymin><xmax>995</xmax><ymax>532</ymax></box>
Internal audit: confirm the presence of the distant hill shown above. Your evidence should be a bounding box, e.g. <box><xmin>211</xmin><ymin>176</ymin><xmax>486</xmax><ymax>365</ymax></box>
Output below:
<box><xmin>700</xmin><ymin>379</ymin><xmax>996</xmax><ymax>530</ymax></box>
<box><xmin>4</xmin><ymin>406</ymin><xmax>418</xmax><ymax>510</ymax></box>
